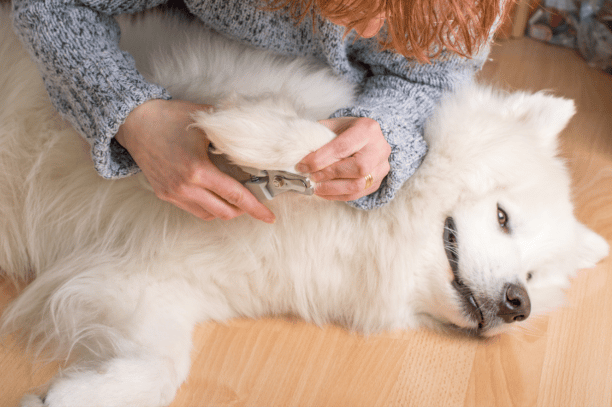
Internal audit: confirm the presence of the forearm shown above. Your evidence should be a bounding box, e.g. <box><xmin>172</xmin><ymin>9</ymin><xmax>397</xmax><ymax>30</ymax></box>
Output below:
<box><xmin>12</xmin><ymin>0</ymin><xmax>171</xmax><ymax>178</ymax></box>
<box><xmin>336</xmin><ymin>46</ymin><xmax>491</xmax><ymax>210</ymax></box>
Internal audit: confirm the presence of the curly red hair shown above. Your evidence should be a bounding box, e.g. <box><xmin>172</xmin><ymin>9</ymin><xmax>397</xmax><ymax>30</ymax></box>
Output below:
<box><xmin>266</xmin><ymin>0</ymin><xmax>509</xmax><ymax>63</ymax></box>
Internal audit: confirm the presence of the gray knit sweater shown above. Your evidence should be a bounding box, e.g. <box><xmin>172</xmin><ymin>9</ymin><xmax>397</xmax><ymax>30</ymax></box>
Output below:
<box><xmin>11</xmin><ymin>0</ymin><xmax>490</xmax><ymax>210</ymax></box>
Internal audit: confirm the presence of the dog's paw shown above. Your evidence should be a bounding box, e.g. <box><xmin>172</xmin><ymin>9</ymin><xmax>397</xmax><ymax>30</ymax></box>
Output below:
<box><xmin>20</xmin><ymin>394</ymin><xmax>44</xmax><ymax>407</ymax></box>
<box><xmin>37</xmin><ymin>357</ymin><xmax>180</xmax><ymax>406</ymax></box>
<box><xmin>191</xmin><ymin>93</ymin><xmax>336</xmax><ymax>172</ymax></box>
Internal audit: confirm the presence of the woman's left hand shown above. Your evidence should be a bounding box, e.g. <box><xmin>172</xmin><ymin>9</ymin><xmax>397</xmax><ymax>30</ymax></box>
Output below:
<box><xmin>296</xmin><ymin>117</ymin><xmax>391</xmax><ymax>201</ymax></box>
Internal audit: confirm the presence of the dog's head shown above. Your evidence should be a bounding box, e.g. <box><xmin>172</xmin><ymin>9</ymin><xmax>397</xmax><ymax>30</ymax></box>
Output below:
<box><xmin>418</xmin><ymin>87</ymin><xmax>609</xmax><ymax>336</ymax></box>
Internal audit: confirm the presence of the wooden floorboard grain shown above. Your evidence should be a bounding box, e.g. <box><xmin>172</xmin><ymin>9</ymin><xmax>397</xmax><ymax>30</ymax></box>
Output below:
<box><xmin>1</xmin><ymin>37</ymin><xmax>611</xmax><ymax>406</ymax></box>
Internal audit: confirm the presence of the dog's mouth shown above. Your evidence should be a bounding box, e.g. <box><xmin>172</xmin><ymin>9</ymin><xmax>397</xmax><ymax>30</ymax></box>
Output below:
<box><xmin>443</xmin><ymin>217</ymin><xmax>485</xmax><ymax>331</ymax></box>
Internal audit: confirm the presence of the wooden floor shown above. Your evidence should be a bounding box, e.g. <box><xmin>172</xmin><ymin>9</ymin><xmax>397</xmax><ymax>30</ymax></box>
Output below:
<box><xmin>1</xmin><ymin>37</ymin><xmax>611</xmax><ymax>406</ymax></box>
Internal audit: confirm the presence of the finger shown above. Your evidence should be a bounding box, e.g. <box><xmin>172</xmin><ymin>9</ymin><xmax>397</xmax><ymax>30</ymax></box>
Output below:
<box><xmin>315</xmin><ymin>187</ymin><xmax>379</xmax><ymax>202</ymax></box>
<box><xmin>314</xmin><ymin>176</ymin><xmax>379</xmax><ymax>198</ymax></box>
<box><xmin>315</xmin><ymin>161</ymin><xmax>389</xmax><ymax>201</ymax></box>
<box><xmin>198</xmin><ymin>166</ymin><xmax>276</xmax><ymax>223</ymax></box>
<box><xmin>179</xmin><ymin>185</ymin><xmax>246</xmax><ymax>221</ymax></box>
<box><xmin>149</xmin><ymin>178</ymin><xmax>222</xmax><ymax>221</ymax></box>
<box><xmin>298</xmin><ymin>122</ymin><xmax>370</xmax><ymax>173</ymax></box>
<box><xmin>154</xmin><ymin>165</ymin><xmax>245</xmax><ymax>221</ymax></box>
<box><xmin>166</xmin><ymin>197</ymin><xmax>217</xmax><ymax>221</ymax></box>
<box><xmin>309</xmin><ymin>146</ymin><xmax>377</xmax><ymax>183</ymax></box>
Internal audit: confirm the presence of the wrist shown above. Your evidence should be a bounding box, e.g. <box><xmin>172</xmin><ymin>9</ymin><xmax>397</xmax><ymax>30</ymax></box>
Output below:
<box><xmin>115</xmin><ymin>99</ymin><xmax>169</xmax><ymax>149</ymax></box>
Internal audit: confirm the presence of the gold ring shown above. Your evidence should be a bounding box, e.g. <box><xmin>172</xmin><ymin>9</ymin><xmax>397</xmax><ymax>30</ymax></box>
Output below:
<box><xmin>364</xmin><ymin>173</ymin><xmax>374</xmax><ymax>190</ymax></box>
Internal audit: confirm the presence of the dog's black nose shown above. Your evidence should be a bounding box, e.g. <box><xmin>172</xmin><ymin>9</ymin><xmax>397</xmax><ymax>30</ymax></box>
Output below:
<box><xmin>498</xmin><ymin>283</ymin><xmax>531</xmax><ymax>323</ymax></box>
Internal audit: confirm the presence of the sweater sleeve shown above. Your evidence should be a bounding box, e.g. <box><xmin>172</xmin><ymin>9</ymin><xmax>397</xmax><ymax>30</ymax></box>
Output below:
<box><xmin>337</xmin><ymin>38</ymin><xmax>492</xmax><ymax>210</ymax></box>
<box><xmin>12</xmin><ymin>0</ymin><xmax>172</xmax><ymax>179</ymax></box>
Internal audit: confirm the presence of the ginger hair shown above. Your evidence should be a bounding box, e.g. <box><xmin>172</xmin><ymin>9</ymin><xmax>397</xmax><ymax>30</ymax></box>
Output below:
<box><xmin>265</xmin><ymin>0</ymin><xmax>509</xmax><ymax>63</ymax></box>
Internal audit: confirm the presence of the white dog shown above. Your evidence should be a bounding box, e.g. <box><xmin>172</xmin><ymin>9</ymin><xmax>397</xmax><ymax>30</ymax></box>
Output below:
<box><xmin>0</xmin><ymin>11</ymin><xmax>608</xmax><ymax>406</ymax></box>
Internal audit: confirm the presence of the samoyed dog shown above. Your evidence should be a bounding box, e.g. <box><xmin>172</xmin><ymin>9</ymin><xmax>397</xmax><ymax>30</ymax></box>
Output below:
<box><xmin>0</xmin><ymin>9</ymin><xmax>608</xmax><ymax>406</ymax></box>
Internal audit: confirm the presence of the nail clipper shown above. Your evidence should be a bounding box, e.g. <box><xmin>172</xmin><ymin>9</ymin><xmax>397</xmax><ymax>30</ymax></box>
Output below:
<box><xmin>238</xmin><ymin>166</ymin><xmax>314</xmax><ymax>202</ymax></box>
<box><xmin>208</xmin><ymin>146</ymin><xmax>314</xmax><ymax>202</ymax></box>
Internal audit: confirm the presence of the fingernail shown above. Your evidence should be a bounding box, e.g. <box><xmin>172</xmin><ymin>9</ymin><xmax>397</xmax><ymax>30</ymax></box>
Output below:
<box><xmin>295</xmin><ymin>164</ymin><xmax>309</xmax><ymax>173</ymax></box>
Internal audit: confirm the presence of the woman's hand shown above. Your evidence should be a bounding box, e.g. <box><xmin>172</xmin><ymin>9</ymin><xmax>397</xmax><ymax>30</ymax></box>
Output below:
<box><xmin>296</xmin><ymin>117</ymin><xmax>391</xmax><ymax>201</ymax></box>
<box><xmin>115</xmin><ymin>99</ymin><xmax>276</xmax><ymax>223</ymax></box>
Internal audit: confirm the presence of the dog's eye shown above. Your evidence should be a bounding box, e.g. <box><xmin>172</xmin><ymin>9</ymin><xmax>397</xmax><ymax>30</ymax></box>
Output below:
<box><xmin>526</xmin><ymin>272</ymin><xmax>533</xmax><ymax>281</ymax></box>
<box><xmin>497</xmin><ymin>205</ymin><xmax>510</xmax><ymax>233</ymax></box>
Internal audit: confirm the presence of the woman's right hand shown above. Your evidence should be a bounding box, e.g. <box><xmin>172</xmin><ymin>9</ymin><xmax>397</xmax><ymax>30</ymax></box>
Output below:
<box><xmin>115</xmin><ymin>99</ymin><xmax>276</xmax><ymax>224</ymax></box>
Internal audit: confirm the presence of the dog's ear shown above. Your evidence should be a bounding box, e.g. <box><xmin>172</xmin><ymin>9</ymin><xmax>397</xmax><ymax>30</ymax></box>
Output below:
<box><xmin>570</xmin><ymin>221</ymin><xmax>609</xmax><ymax>270</ymax></box>
<box><xmin>510</xmin><ymin>92</ymin><xmax>576</xmax><ymax>153</ymax></box>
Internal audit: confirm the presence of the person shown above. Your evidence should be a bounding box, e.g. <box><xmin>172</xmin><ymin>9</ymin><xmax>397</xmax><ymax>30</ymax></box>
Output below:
<box><xmin>11</xmin><ymin>0</ymin><xmax>505</xmax><ymax>224</ymax></box>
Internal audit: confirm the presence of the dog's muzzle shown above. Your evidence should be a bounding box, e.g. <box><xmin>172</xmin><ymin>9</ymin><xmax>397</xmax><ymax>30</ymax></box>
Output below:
<box><xmin>443</xmin><ymin>217</ymin><xmax>531</xmax><ymax>333</ymax></box>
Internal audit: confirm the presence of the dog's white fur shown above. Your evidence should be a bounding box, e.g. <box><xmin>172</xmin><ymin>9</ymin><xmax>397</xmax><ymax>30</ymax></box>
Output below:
<box><xmin>0</xmin><ymin>11</ymin><xmax>608</xmax><ymax>406</ymax></box>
